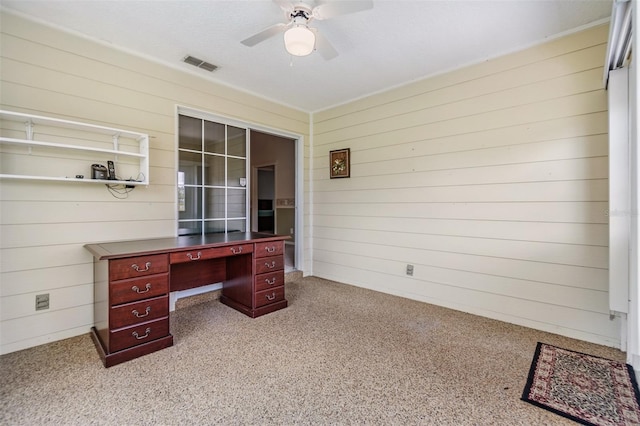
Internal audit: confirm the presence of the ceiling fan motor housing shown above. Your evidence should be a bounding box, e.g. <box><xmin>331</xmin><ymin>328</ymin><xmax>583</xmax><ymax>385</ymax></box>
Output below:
<box><xmin>288</xmin><ymin>5</ymin><xmax>313</xmax><ymax>23</ymax></box>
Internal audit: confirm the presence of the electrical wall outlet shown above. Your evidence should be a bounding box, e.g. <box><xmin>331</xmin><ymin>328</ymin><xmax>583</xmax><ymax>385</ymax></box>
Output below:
<box><xmin>35</xmin><ymin>293</ymin><xmax>49</xmax><ymax>311</ymax></box>
<box><xmin>406</xmin><ymin>264</ymin><xmax>414</xmax><ymax>276</ymax></box>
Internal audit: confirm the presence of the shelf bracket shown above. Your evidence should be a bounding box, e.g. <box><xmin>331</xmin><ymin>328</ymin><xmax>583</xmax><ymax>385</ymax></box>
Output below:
<box><xmin>112</xmin><ymin>134</ymin><xmax>120</xmax><ymax>161</ymax></box>
<box><xmin>25</xmin><ymin>120</ymin><xmax>33</xmax><ymax>154</ymax></box>
<box><xmin>25</xmin><ymin>120</ymin><xmax>34</xmax><ymax>140</ymax></box>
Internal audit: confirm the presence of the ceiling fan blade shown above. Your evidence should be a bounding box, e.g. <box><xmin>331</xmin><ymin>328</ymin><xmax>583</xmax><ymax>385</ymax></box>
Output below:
<box><xmin>241</xmin><ymin>23</ymin><xmax>287</xmax><ymax>47</ymax></box>
<box><xmin>312</xmin><ymin>0</ymin><xmax>373</xmax><ymax>20</ymax></box>
<box><xmin>273</xmin><ymin>0</ymin><xmax>294</xmax><ymax>16</ymax></box>
<box><xmin>314</xmin><ymin>30</ymin><xmax>338</xmax><ymax>60</ymax></box>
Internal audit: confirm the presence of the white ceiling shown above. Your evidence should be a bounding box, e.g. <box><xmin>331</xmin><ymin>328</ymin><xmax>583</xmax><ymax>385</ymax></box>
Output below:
<box><xmin>1</xmin><ymin>0</ymin><xmax>613</xmax><ymax>112</ymax></box>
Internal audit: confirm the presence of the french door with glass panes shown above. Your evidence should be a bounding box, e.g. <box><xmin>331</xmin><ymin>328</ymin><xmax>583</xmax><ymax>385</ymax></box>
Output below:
<box><xmin>177</xmin><ymin>114</ymin><xmax>248</xmax><ymax>236</ymax></box>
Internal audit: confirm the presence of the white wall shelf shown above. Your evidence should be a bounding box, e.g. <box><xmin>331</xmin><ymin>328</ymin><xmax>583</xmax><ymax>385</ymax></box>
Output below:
<box><xmin>0</xmin><ymin>110</ymin><xmax>149</xmax><ymax>185</ymax></box>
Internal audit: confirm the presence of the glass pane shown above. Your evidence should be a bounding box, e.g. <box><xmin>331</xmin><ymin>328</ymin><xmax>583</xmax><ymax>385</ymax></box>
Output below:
<box><xmin>227</xmin><ymin>126</ymin><xmax>246</xmax><ymax>157</ymax></box>
<box><xmin>227</xmin><ymin>219</ymin><xmax>246</xmax><ymax>233</ymax></box>
<box><xmin>177</xmin><ymin>116</ymin><xmax>250</xmax><ymax>236</ymax></box>
<box><xmin>203</xmin><ymin>154</ymin><xmax>225</xmax><ymax>186</ymax></box>
<box><xmin>204</xmin><ymin>188</ymin><xmax>225</xmax><ymax>219</ymax></box>
<box><xmin>204</xmin><ymin>121</ymin><xmax>225</xmax><ymax>154</ymax></box>
<box><xmin>178</xmin><ymin>151</ymin><xmax>202</xmax><ymax>185</ymax></box>
<box><xmin>204</xmin><ymin>221</ymin><xmax>226</xmax><ymax>234</ymax></box>
<box><xmin>227</xmin><ymin>188</ymin><xmax>246</xmax><ymax>218</ymax></box>
<box><xmin>179</xmin><ymin>187</ymin><xmax>202</xmax><ymax>220</ymax></box>
<box><xmin>178</xmin><ymin>115</ymin><xmax>202</xmax><ymax>151</ymax></box>
<box><xmin>178</xmin><ymin>221</ymin><xmax>202</xmax><ymax>236</ymax></box>
<box><xmin>227</xmin><ymin>157</ymin><xmax>246</xmax><ymax>187</ymax></box>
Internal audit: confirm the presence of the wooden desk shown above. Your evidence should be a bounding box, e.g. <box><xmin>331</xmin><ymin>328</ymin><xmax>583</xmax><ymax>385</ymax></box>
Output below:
<box><xmin>85</xmin><ymin>232</ymin><xmax>289</xmax><ymax>367</ymax></box>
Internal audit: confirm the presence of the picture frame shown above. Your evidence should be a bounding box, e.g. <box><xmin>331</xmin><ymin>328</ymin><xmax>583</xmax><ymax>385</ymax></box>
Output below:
<box><xmin>330</xmin><ymin>148</ymin><xmax>350</xmax><ymax>179</ymax></box>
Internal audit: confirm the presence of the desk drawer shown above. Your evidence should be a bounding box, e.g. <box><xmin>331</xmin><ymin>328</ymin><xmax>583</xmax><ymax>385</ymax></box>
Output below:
<box><xmin>110</xmin><ymin>273</ymin><xmax>169</xmax><ymax>305</ymax></box>
<box><xmin>110</xmin><ymin>295</ymin><xmax>169</xmax><ymax>329</ymax></box>
<box><xmin>254</xmin><ymin>241</ymin><xmax>284</xmax><ymax>258</ymax></box>
<box><xmin>170</xmin><ymin>244</ymin><xmax>253</xmax><ymax>264</ymax></box>
<box><xmin>255</xmin><ymin>286</ymin><xmax>285</xmax><ymax>308</ymax></box>
<box><xmin>109</xmin><ymin>317</ymin><xmax>169</xmax><ymax>352</ymax></box>
<box><xmin>110</xmin><ymin>254</ymin><xmax>168</xmax><ymax>281</ymax></box>
<box><xmin>255</xmin><ymin>271</ymin><xmax>284</xmax><ymax>292</ymax></box>
<box><xmin>254</xmin><ymin>255</ymin><xmax>284</xmax><ymax>275</ymax></box>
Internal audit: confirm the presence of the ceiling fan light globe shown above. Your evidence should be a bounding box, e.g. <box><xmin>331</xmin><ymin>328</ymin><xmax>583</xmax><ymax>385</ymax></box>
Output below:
<box><xmin>284</xmin><ymin>26</ymin><xmax>315</xmax><ymax>56</ymax></box>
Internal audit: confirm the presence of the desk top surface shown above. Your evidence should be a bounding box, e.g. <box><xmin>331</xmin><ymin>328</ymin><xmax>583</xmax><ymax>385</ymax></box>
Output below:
<box><xmin>85</xmin><ymin>232</ymin><xmax>289</xmax><ymax>260</ymax></box>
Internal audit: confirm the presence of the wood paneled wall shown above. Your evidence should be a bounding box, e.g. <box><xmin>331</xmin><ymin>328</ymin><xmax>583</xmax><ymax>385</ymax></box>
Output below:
<box><xmin>311</xmin><ymin>24</ymin><xmax>617</xmax><ymax>346</ymax></box>
<box><xmin>0</xmin><ymin>12</ymin><xmax>309</xmax><ymax>354</ymax></box>
<box><xmin>0</xmin><ymin>11</ymin><xmax>618</xmax><ymax>353</ymax></box>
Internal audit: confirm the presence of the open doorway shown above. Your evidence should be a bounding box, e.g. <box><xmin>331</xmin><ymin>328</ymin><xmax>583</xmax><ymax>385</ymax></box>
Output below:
<box><xmin>256</xmin><ymin>165</ymin><xmax>275</xmax><ymax>233</ymax></box>
<box><xmin>250</xmin><ymin>131</ymin><xmax>296</xmax><ymax>272</ymax></box>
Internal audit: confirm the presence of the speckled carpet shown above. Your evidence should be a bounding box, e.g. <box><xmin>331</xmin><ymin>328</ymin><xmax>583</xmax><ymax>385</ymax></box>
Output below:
<box><xmin>522</xmin><ymin>342</ymin><xmax>640</xmax><ymax>426</ymax></box>
<box><xmin>0</xmin><ymin>276</ymin><xmax>630</xmax><ymax>425</ymax></box>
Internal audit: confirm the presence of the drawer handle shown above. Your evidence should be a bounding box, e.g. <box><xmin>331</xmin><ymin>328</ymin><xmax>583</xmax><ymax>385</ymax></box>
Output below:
<box><xmin>132</xmin><ymin>283</ymin><xmax>151</xmax><ymax>294</ymax></box>
<box><xmin>131</xmin><ymin>262</ymin><xmax>151</xmax><ymax>272</ymax></box>
<box><xmin>187</xmin><ymin>252</ymin><xmax>201</xmax><ymax>261</ymax></box>
<box><xmin>132</xmin><ymin>307</ymin><xmax>151</xmax><ymax>318</ymax></box>
<box><xmin>265</xmin><ymin>277</ymin><xmax>276</xmax><ymax>286</ymax></box>
<box><xmin>230</xmin><ymin>246</ymin><xmax>243</xmax><ymax>254</ymax></box>
<box><xmin>265</xmin><ymin>292</ymin><xmax>277</xmax><ymax>301</ymax></box>
<box><xmin>265</xmin><ymin>246</ymin><xmax>276</xmax><ymax>253</ymax></box>
<box><xmin>264</xmin><ymin>261</ymin><xmax>276</xmax><ymax>269</ymax></box>
<box><xmin>132</xmin><ymin>327</ymin><xmax>151</xmax><ymax>340</ymax></box>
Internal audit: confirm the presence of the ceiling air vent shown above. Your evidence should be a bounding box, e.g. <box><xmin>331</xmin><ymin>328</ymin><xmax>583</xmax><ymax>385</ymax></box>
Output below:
<box><xmin>183</xmin><ymin>55</ymin><xmax>218</xmax><ymax>72</ymax></box>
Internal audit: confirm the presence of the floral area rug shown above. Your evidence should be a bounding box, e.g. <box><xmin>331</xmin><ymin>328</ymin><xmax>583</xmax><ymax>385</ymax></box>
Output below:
<box><xmin>521</xmin><ymin>342</ymin><xmax>640</xmax><ymax>425</ymax></box>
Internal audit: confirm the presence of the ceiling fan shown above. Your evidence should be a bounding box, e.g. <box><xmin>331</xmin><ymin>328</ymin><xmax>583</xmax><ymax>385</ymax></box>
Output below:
<box><xmin>241</xmin><ymin>0</ymin><xmax>374</xmax><ymax>60</ymax></box>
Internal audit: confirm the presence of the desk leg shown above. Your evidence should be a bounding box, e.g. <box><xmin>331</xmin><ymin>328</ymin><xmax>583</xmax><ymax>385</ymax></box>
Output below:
<box><xmin>220</xmin><ymin>254</ymin><xmax>253</xmax><ymax>315</ymax></box>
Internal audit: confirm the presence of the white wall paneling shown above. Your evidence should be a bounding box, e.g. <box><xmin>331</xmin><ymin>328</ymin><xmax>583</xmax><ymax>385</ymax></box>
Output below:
<box><xmin>311</xmin><ymin>23</ymin><xmax>617</xmax><ymax>347</ymax></box>
<box><xmin>0</xmin><ymin>9</ymin><xmax>622</xmax><ymax>353</ymax></box>
<box><xmin>0</xmin><ymin>11</ymin><xmax>309</xmax><ymax>354</ymax></box>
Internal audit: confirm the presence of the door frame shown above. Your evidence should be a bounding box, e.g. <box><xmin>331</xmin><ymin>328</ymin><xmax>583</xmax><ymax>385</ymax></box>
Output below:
<box><xmin>175</xmin><ymin>105</ymin><xmax>304</xmax><ymax>272</ymax></box>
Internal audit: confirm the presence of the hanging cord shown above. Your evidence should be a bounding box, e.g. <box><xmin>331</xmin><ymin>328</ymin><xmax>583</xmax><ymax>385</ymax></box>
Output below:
<box><xmin>105</xmin><ymin>183</ymin><xmax>133</xmax><ymax>199</ymax></box>
<box><xmin>104</xmin><ymin>172</ymin><xmax>145</xmax><ymax>199</ymax></box>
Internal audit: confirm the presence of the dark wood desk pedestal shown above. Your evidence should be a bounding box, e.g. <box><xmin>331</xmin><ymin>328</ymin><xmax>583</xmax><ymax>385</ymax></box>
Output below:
<box><xmin>85</xmin><ymin>232</ymin><xmax>289</xmax><ymax>367</ymax></box>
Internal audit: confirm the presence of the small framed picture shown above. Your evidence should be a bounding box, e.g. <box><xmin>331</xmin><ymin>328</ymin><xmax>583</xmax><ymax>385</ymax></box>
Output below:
<box><xmin>330</xmin><ymin>148</ymin><xmax>350</xmax><ymax>179</ymax></box>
